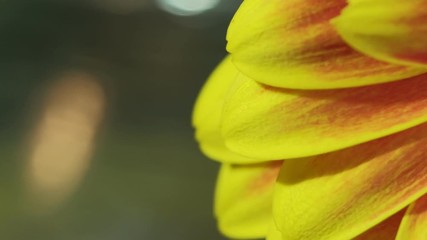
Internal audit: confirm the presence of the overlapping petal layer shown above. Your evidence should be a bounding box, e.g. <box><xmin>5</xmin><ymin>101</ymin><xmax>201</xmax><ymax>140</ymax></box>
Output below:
<box><xmin>273</xmin><ymin>123</ymin><xmax>427</xmax><ymax>240</ymax></box>
<box><xmin>353</xmin><ymin>210</ymin><xmax>404</xmax><ymax>240</ymax></box>
<box><xmin>266</xmin><ymin>221</ymin><xmax>283</xmax><ymax>240</ymax></box>
<box><xmin>223</xmin><ymin>70</ymin><xmax>427</xmax><ymax>160</ymax></box>
<box><xmin>197</xmin><ymin>0</ymin><xmax>427</xmax><ymax>239</ymax></box>
<box><xmin>334</xmin><ymin>0</ymin><xmax>427</xmax><ymax>68</ymax></box>
<box><xmin>396</xmin><ymin>194</ymin><xmax>427</xmax><ymax>239</ymax></box>
<box><xmin>227</xmin><ymin>0</ymin><xmax>425</xmax><ymax>89</ymax></box>
<box><xmin>192</xmin><ymin>57</ymin><xmax>257</xmax><ymax>163</ymax></box>
<box><xmin>215</xmin><ymin>161</ymin><xmax>282</xmax><ymax>239</ymax></box>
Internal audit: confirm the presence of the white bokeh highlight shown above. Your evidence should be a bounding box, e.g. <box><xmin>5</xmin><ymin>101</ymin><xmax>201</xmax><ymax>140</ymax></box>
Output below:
<box><xmin>156</xmin><ymin>0</ymin><xmax>221</xmax><ymax>16</ymax></box>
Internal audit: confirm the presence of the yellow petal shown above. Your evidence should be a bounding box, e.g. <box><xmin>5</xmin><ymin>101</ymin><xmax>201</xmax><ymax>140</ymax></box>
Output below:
<box><xmin>266</xmin><ymin>221</ymin><xmax>283</xmax><ymax>240</ymax></box>
<box><xmin>396</xmin><ymin>194</ymin><xmax>427</xmax><ymax>240</ymax></box>
<box><xmin>222</xmin><ymin>72</ymin><xmax>427</xmax><ymax>160</ymax></box>
<box><xmin>215</xmin><ymin>161</ymin><xmax>282</xmax><ymax>239</ymax></box>
<box><xmin>333</xmin><ymin>0</ymin><xmax>427</xmax><ymax>68</ymax></box>
<box><xmin>273</xmin><ymin>123</ymin><xmax>427</xmax><ymax>240</ymax></box>
<box><xmin>192</xmin><ymin>56</ymin><xmax>257</xmax><ymax>163</ymax></box>
<box><xmin>227</xmin><ymin>0</ymin><xmax>425</xmax><ymax>89</ymax></box>
<box><xmin>353</xmin><ymin>210</ymin><xmax>404</xmax><ymax>240</ymax></box>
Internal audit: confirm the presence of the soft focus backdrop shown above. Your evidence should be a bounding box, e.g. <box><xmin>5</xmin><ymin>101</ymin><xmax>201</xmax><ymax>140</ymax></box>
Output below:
<box><xmin>0</xmin><ymin>0</ymin><xmax>240</xmax><ymax>239</ymax></box>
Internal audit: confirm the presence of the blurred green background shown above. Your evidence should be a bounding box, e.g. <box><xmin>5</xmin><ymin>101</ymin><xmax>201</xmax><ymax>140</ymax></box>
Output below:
<box><xmin>0</xmin><ymin>0</ymin><xmax>240</xmax><ymax>239</ymax></box>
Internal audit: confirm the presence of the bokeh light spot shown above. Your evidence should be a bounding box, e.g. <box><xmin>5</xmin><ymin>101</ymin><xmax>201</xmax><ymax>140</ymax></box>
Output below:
<box><xmin>27</xmin><ymin>71</ymin><xmax>105</xmax><ymax>211</ymax></box>
<box><xmin>156</xmin><ymin>0</ymin><xmax>221</xmax><ymax>16</ymax></box>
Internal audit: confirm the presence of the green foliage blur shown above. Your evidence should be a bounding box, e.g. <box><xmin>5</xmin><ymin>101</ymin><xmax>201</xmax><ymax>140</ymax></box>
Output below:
<box><xmin>0</xmin><ymin>0</ymin><xmax>240</xmax><ymax>239</ymax></box>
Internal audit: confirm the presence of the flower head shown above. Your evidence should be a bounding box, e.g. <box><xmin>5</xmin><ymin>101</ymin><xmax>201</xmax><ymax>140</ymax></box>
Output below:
<box><xmin>193</xmin><ymin>0</ymin><xmax>427</xmax><ymax>239</ymax></box>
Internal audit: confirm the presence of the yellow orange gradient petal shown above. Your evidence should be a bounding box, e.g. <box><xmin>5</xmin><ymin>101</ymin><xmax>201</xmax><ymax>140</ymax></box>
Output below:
<box><xmin>396</xmin><ymin>194</ymin><xmax>427</xmax><ymax>240</ymax></box>
<box><xmin>215</xmin><ymin>161</ymin><xmax>282</xmax><ymax>239</ymax></box>
<box><xmin>192</xmin><ymin>57</ymin><xmax>257</xmax><ymax>164</ymax></box>
<box><xmin>226</xmin><ymin>0</ymin><xmax>425</xmax><ymax>89</ymax></box>
<box><xmin>273</xmin><ymin>123</ymin><xmax>427</xmax><ymax>240</ymax></box>
<box><xmin>222</xmin><ymin>72</ymin><xmax>427</xmax><ymax>160</ymax></box>
<box><xmin>333</xmin><ymin>0</ymin><xmax>427</xmax><ymax>68</ymax></box>
<box><xmin>353</xmin><ymin>210</ymin><xmax>404</xmax><ymax>240</ymax></box>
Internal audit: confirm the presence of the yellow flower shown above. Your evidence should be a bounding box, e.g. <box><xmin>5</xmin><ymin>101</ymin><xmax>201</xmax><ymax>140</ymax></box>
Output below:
<box><xmin>193</xmin><ymin>0</ymin><xmax>427</xmax><ymax>239</ymax></box>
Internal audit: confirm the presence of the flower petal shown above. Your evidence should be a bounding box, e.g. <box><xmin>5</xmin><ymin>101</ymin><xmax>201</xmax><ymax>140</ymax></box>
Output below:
<box><xmin>333</xmin><ymin>0</ymin><xmax>427</xmax><ymax>68</ymax></box>
<box><xmin>353</xmin><ymin>210</ymin><xmax>404</xmax><ymax>240</ymax></box>
<box><xmin>222</xmin><ymin>72</ymin><xmax>427</xmax><ymax>160</ymax></box>
<box><xmin>215</xmin><ymin>161</ymin><xmax>282</xmax><ymax>239</ymax></box>
<box><xmin>192</xmin><ymin>57</ymin><xmax>257</xmax><ymax>163</ymax></box>
<box><xmin>226</xmin><ymin>0</ymin><xmax>425</xmax><ymax>89</ymax></box>
<box><xmin>396</xmin><ymin>194</ymin><xmax>427</xmax><ymax>240</ymax></box>
<box><xmin>266</xmin><ymin>221</ymin><xmax>283</xmax><ymax>240</ymax></box>
<box><xmin>273</xmin><ymin>123</ymin><xmax>427</xmax><ymax>240</ymax></box>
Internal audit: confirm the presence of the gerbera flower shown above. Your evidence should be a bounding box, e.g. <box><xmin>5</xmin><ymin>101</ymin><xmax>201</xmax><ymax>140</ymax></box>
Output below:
<box><xmin>193</xmin><ymin>0</ymin><xmax>427</xmax><ymax>239</ymax></box>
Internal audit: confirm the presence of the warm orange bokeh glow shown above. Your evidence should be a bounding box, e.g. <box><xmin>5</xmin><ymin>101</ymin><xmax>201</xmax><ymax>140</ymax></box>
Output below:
<box><xmin>27</xmin><ymin>71</ymin><xmax>105</xmax><ymax>210</ymax></box>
